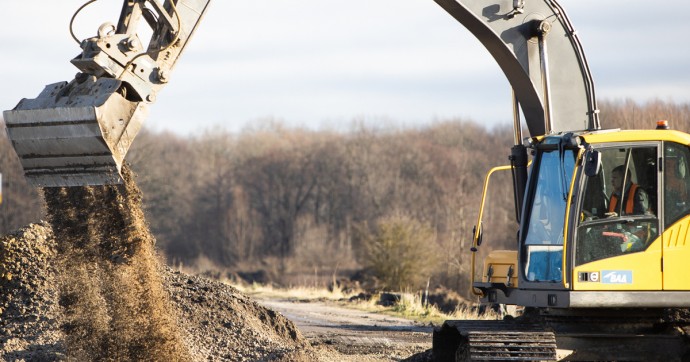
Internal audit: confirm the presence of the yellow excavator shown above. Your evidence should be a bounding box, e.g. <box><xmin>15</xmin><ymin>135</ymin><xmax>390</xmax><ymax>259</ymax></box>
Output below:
<box><xmin>430</xmin><ymin>1</ymin><xmax>690</xmax><ymax>361</ymax></box>
<box><xmin>3</xmin><ymin>0</ymin><xmax>690</xmax><ymax>360</ymax></box>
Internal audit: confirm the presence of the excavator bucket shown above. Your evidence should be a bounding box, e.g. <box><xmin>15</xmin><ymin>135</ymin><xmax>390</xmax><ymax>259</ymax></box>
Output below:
<box><xmin>3</xmin><ymin>78</ymin><xmax>146</xmax><ymax>187</ymax></box>
<box><xmin>3</xmin><ymin>0</ymin><xmax>210</xmax><ymax>187</ymax></box>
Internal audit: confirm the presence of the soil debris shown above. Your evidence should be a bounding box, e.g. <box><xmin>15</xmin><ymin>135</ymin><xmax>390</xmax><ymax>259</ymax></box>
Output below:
<box><xmin>0</xmin><ymin>165</ymin><xmax>314</xmax><ymax>361</ymax></box>
<box><xmin>0</xmin><ymin>223</ymin><xmax>63</xmax><ymax>362</ymax></box>
<box><xmin>165</xmin><ymin>269</ymin><xmax>314</xmax><ymax>361</ymax></box>
<box><xmin>43</xmin><ymin>167</ymin><xmax>190</xmax><ymax>361</ymax></box>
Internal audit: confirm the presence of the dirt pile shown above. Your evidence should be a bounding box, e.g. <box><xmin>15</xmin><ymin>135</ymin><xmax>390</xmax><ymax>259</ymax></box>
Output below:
<box><xmin>164</xmin><ymin>270</ymin><xmax>311</xmax><ymax>361</ymax></box>
<box><xmin>0</xmin><ymin>165</ymin><xmax>313</xmax><ymax>361</ymax></box>
<box><xmin>0</xmin><ymin>223</ymin><xmax>63</xmax><ymax>361</ymax></box>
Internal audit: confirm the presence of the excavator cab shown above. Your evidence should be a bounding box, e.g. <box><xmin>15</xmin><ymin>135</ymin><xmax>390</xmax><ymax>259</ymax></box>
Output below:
<box><xmin>472</xmin><ymin>130</ymin><xmax>690</xmax><ymax>309</ymax></box>
<box><xmin>439</xmin><ymin>130</ymin><xmax>690</xmax><ymax>361</ymax></box>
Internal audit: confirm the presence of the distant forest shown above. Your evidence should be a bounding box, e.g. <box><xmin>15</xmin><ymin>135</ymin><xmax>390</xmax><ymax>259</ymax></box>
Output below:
<box><xmin>1</xmin><ymin>99</ymin><xmax>689</xmax><ymax>297</ymax></box>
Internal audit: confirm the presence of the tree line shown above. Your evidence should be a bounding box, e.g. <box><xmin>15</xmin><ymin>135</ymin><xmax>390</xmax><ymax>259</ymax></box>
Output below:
<box><xmin>125</xmin><ymin>119</ymin><xmax>515</xmax><ymax>294</ymax></box>
<box><xmin>1</xmin><ymin>99</ymin><xmax>689</xmax><ymax>297</ymax></box>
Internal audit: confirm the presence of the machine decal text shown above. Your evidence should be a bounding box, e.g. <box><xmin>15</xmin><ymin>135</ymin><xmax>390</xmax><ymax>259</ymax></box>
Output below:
<box><xmin>601</xmin><ymin>270</ymin><xmax>633</xmax><ymax>284</ymax></box>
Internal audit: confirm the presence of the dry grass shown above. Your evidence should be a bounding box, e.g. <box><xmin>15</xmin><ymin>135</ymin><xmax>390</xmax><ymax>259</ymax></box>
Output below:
<box><xmin>230</xmin><ymin>281</ymin><xmax>503</xmax><ymax>326</ymax></box>
<box><xmin>348</xmin><ymin>292</ymin><xmax>503</xmax><ymax>325</ymax></box>
<box><xmin>235</xmin><ymin>282</ymin><xmax>354</xmax><ymax>301</ymax></box>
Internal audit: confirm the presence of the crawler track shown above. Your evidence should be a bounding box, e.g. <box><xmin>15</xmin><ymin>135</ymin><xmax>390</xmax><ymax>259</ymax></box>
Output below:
<box><xmin>433</xmin><ymin>320</ymin><xmax>557</xmax><ymax>361</ymax></box>
<box><xmin>460</xmin><ymin>330</ymin><xmax>556</xmax><ymax>361</ymax></box>
<box><xmin>433</xmin><ymin>308</ymin><xmax>690</xmax><ymax>361</ymax></box>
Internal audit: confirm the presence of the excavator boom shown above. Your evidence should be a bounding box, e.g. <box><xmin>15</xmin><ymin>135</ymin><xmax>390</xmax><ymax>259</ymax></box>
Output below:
<box><xmin>4</xmin><ymin>0</ymin><xmax>598</xmax><ymax>188</ymax></box>
<box><xmin>434</xmin><ymin>0</ymin><xmax>600</xmax><ymax>136</ymax></box>
<box><xmin>3</xmin><ymin>0</ymin><xmax>210</xmax><ymax>187</ymax></box>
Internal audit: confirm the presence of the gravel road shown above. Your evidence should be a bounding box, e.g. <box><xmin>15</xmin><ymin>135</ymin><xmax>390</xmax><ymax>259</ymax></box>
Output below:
<box><xmin>256</xmin><ymin>298</ymin><xmax>433</xmax><ymax>361</ymax></box>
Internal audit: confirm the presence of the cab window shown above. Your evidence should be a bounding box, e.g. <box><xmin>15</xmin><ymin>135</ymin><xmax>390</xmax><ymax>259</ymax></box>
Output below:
<box><xmin>664</xmin><ymin>142</ymin><xmax>690</xmax><ymax>227</ymax></box>
<box><xmin>575</xmin><ymin>146</ymin><xmax>658</xmax><ymax>266</ymax></box>
<box><xmin>523</xmin><ymin>148</ymin><xmax>576</xmax><ymax>282</ymax></box>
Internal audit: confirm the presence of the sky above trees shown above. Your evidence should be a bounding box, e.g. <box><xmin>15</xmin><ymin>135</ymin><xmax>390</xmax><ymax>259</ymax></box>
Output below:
<box><xmin>1</xmin><ymin>0</ymin><xmax>689</xmax><ymax>136</ymax></box>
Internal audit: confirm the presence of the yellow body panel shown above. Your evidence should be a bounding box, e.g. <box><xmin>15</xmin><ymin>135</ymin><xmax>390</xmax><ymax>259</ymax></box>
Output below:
<box><xmin>663</xmin><ymin>215</ymin><xmax>690</xmax><ymax>289</ymax></box>
<box><xmin>580</xmin><ymin>129</ymin><xmax>690</xmax><ymax>145</ymax></box>
<box><xmin>482</xmin><ymin>250</ymin><xmax>518</xmax><ymax>287</ymax></box>
<box><xmin>572</xmin><ymin>238</ymin><xmax>662</xmax><ymax>290</ymax></box>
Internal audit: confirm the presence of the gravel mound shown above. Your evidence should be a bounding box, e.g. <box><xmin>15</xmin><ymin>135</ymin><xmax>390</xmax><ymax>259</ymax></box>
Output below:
<box><xmin>0</xmin><ymin>223</ymin><xmax>63</xmax><ymax>361</ymax></box>
<box><xmin>0</xmin><ymin>222</ymin><xmax>314</xmax><ymax>361</ymax></box>
<box><xmin>165</xmin><ymin>270</ymin><xmax>312</xmax><ymax>361</ymax></box>
<box><xmin>0</xmin><ymin>165</ymin><xmax>314</xmax><ymax>361</ymax></box>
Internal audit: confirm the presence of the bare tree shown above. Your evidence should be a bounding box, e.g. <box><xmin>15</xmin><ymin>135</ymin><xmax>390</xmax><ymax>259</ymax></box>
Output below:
<box><xmin>237</xmin><ymin>130</ymin><xmax>318</xmax><ymax>273</ymax></box>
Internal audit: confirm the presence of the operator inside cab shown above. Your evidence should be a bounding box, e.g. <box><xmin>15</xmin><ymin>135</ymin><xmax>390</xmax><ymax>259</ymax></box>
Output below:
<box><xmin>608</xmin><ymin>165</ymin><xmax>650</xmax><ymax>217</ymax></box>
<box><xmin>576</xmin><ymin>147</ymin><xmax>659</xmax><ymax>266</ymax></box>
<box><xmin>604</xmin><ymin>164</ymin><xmax>653</xmax><ymax>253</ymax></box>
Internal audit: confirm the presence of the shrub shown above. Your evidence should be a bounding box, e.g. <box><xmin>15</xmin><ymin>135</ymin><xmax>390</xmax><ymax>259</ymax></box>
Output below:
<box><xmin>359</xmin><ymin>215</ymin><xmax>439</xmax><ymax>291</ymax></box>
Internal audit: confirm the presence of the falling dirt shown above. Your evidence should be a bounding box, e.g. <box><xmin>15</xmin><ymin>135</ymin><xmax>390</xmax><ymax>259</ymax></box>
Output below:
<box><xmin>42</xmin><ymin>166</ymin><xmax>193</xmax><ymax>361</ymax></box>
<box><xmin>0</xmin><ymin>164</ymin><xmax>316</xmax><ymax>361</ymax></box>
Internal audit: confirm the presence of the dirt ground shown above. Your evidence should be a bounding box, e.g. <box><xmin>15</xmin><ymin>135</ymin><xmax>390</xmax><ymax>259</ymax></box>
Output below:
<box><xmin>257</xmin><ymin>298</ymin><xmax>433</xmax><ymax>361</ymax></box>
<box><xmin>0</xmin><ymin>165</ymin><xmax>433</xmax><ymax>361</ymax></box>
<box><xmin>0</xmin><ymin>221</ymin><xmax>434</xmax><ymax>361</ymax></box>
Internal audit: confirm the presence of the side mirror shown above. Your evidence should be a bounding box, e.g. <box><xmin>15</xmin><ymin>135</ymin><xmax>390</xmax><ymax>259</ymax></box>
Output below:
<box><xmin>584</xmin><ymin>149</ymin><xmax>602</xmax><ymax>177</ymax></box>
<box><xmin>472</xmin><ymin>224</ymin><xmax>484</xmax><ymax>248</ymax></box>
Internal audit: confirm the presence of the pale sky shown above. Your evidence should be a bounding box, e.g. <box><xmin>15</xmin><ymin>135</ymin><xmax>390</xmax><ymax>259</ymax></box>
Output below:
<box><xmin>1</xmin><ymin>1</ymin><xmax>689</xmax><ymax>136</ymax></box>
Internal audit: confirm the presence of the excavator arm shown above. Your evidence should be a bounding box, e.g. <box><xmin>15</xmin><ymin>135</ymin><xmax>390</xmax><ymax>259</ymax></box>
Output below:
<box><xmin>3</xmin><ymin>0</ymin><xmax>210</xmax><ymax>187</ymax></box>
<box><xmin>434</xmin><ymin>0</ymin><xmax>600</xmax><ymax>136</ymax></box>
<box><xmin>3</xmin><ymin>0</ymin><xmax>597</xmax><ymax>189</ymax></box>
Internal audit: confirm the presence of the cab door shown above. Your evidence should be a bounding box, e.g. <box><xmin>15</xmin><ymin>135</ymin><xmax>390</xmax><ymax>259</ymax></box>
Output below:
<box><xmin>573</xmin><ymin>143</ymin><xmax>661</xmax><ymax>291</ymax></box>
<box><xmin>662</xmin><ymin>142</ymin><xmax>690</xmax><ymax>289</ymax></box>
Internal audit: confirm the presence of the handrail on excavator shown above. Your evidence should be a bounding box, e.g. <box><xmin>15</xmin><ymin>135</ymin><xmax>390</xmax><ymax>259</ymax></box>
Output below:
<box><xmin>470</xmin><ymin>164</ymin><xmax>514</xmax><ymax>296</ymax></box>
